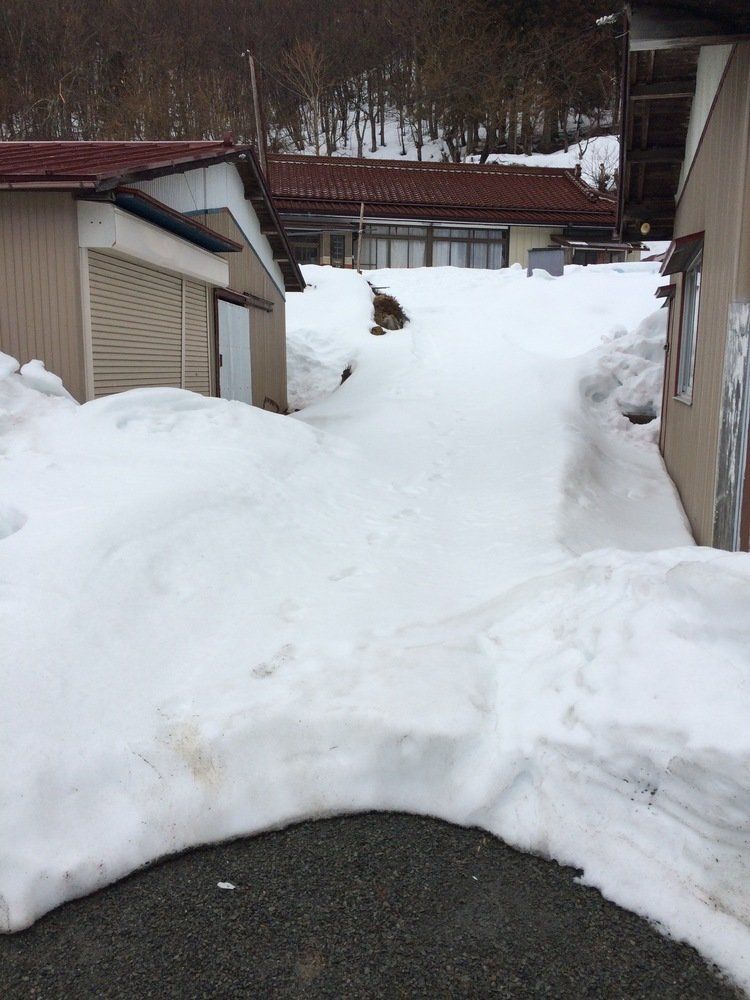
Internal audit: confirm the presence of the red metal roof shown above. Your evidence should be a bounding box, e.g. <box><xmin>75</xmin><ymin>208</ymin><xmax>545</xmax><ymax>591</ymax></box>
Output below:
<box><xmin>268</xmin><ymin>154</ymin><xmax>616</xmax><ymax>227</ymax></box>
<box><xmin>0</xmin><ymin>141</ymin><xmax>251</xmax><ymax>189</ymax></box>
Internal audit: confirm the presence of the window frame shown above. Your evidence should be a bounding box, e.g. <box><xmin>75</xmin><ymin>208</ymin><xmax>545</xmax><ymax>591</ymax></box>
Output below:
<box><xmin>289</xmin><ymin>234</ymin><xmax>320</xmax><ymax>266</ymax></box>
<box><xmin>674</xmin><ymin>242</ymin><xmax>703</xmax><ymax>404</ymax></box>
<box><xmin>329</xmin><ymin>233</ymin><xmax>346</xmax><ymax>268</ymax></box>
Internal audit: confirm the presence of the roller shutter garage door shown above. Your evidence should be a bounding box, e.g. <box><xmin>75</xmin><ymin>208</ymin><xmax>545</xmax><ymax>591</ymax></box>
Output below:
<box><xmin>87</xmin><ymin>250</ymin><xmax>212</xmax><ymax>398</ymax></box>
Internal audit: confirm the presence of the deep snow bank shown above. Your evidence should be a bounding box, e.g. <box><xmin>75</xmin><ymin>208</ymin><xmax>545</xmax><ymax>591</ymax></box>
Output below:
<box><xmin>2</xmin><ymin>263</ymin><xmax>750</xmax><ymax>991</ymax></box>
<box><xmin>285</xmin><ymin>265</ymin><xmax>375</xmax><ymax>410</ymax></box>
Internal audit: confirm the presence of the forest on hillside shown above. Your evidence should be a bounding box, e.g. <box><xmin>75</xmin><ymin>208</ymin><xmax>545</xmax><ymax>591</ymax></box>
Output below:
<box><xmin>0</xmin><ymin>0</ymin><xmax>622</xmax><ymax>160</ymax></box>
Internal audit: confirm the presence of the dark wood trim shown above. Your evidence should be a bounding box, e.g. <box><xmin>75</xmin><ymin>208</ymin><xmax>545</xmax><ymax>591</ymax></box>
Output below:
<box><xmin>424</xmin><ymin>226</ymin><xmax>434</xmax><ymax>266</ymax></box>
<box><xmin>630</xmin><ymin>80</ymin><xmax>696</xmax><ymax>100</ymax></box>
<box><xmin>215</xmin><ymin>287</ymin><xmax>274</xmax><ymax>313</ymax></box>
<box><xmin>630</xmin><ymin>7</ymin><xmax>750</xmax><ymax>51</ymax></box>
<box><xmin>244</xmin><ymin>291</ymin><xmax>274</xmax><ymax>312</ymax></box>
<box><xmin>622</xmin><ymin>198</ymin><xmax>677</xmax><ymax>220</ymax></box>
<box><xmin>216</xmin><ymin>287</ymin><xmax>249</xmax><ymax>307</ymax></box>
<box><xmin>662</xmin><ymin>230</ymin><xmax>705</xmax><ymax>275</ymax></box>
<box><xmin>212</xmin><ymin>290</ymin><xmax>222</xmax><ymax>398</ymax></box>
<box><xmin>628</xmin><ymin>147</ymin><xmax>686</xmax><ymax>163</ymax></box>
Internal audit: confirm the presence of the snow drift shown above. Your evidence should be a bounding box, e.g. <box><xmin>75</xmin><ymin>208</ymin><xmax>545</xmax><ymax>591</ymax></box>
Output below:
<box><xmin>1</xmin><ymin>263</ymin><xmax>749</xmax><ymax>991</ymax></box>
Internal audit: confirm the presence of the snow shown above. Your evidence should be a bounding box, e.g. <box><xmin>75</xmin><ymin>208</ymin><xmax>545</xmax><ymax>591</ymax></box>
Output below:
<box><xmin>290</xmin><ymin>111</ymin><xmax>620</xmax><ymax>195</ymax></box>
<box><xmin>2</xmin><ymin>263</ymin><xmax>750</xmax><ymax>992</ymax></box>
<box><xmin>467</xmin><ymin>134</ymin><xmax>621</xmax><ymax>192</ymax></box>
<box><xmin>289</xmin><ymin>112</ymin><xmax>450</xmax><ymax>163</ymax></box>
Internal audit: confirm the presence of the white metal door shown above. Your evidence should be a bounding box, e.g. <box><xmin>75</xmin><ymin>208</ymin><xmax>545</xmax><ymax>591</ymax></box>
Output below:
<box><xmin>217</xmin><ymin>299</ymin><xmax>252</xmax><ymax>404</ymax></box>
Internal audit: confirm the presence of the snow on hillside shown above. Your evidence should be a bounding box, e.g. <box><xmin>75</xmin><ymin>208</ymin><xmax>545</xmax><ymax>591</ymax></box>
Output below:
<box><xmin>468</xmin><ymin>134</ymin><xmax>621</xmax><ymax>190</ymax></box>
<box><xmin>290</xmin><ymin>111</ymin><xmax>620</xmax><ymax>191</ymax></box>
<box><xmin>2</xmin><ymin>264</ymin><xmax>750</xmax><ymax>991</ymax></box>
<box><xmin>289</xmin><ymin>112</ymin><xmax>451</xmax><ymax>163</ymax></box>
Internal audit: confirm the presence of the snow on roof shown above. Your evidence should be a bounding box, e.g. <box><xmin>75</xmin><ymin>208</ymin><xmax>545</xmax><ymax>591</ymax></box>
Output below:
<box><xmin>268</xmin><ymin>153</ymin><xmax>616</xmax><ymax>227</ymax></box>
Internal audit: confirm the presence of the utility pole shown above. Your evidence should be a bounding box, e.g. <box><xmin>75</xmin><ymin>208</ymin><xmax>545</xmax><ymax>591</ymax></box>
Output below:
<box><xmin>246</xmin><ymin>52</ymin><xmax>267</xmax><ymax>176</ymax></box>
<box><xmin>356</xmin><ymin>201</ymin><xmax>365</xmax><ymax>273</ymax></box>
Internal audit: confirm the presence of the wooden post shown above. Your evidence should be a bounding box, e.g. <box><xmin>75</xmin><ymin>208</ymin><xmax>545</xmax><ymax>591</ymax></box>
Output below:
<box><xmin>356</xmin><ymin>201</ymin><xmax>365</xmax><ymax>273</ymax></box>
<box><xmin>249</xmin><ymin>54</ymin><xmax>267</xmax><ymax>176</ymax></box>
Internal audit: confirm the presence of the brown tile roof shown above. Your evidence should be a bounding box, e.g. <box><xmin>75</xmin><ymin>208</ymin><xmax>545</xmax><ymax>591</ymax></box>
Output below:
<box><xmin>0</xmin><ymin>140</ymin><xmax>250</xmax><ymax>189</ymax></box>
<box><xmin>268</xmin><ymin>154</ymin><xmax>616</xmax><ymax>227</ymax></box>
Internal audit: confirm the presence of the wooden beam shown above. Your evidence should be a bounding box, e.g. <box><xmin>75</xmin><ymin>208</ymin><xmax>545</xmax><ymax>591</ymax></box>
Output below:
<box><xmin>630</xmin><ymin>7</ymin><xmax>750</xmax><ymax>51</ymax></box>
<box><xmin>628</xmin><ymin>146</ymin><xmax>684</xmax><ymax>162</ymax></box>
<box><xmin>630</xmin><ymin>80</ymin><xmax>695</xmax><ymax>100</ymax></box>
<box><xmin>623</xmin><ymin>199</ymin><xmax>677</xmax><ymax>220</ymax></box>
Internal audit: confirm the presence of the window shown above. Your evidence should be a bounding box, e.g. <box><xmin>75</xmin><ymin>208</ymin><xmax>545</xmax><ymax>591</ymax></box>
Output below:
<box><xmin>359</xmin><ymin>223</ymin><xmax>507</xmax><ymax>269</ymax></box>
<box><xmin>289</xmin><ymin>235</ymin><xmax>320</xmax><ymax>266</ymax></box>
<box><xmin>676</xmin><ymin>245</ymin><xmax>703</xmax><ymax>401</ymax></box>
<box><xmin>330</xmin><ymin>234</ymin><xmax>346</xmax><ymax>267</ymax></box>
<box><xmin>359</xmin><ymin>224</ymin><xmax>428</xmax><ymax>269</ymax></box>
<box><xmin>432</xmin><ymin>226</ymin><xmax>507</xmax><ymax>269</ymax></box>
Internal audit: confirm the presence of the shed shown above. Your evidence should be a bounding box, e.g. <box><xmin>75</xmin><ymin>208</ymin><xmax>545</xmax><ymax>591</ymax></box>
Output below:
<box><xmin>0</xmin><ymin>141</ymin><xmax>304</xmax><ymax>411</ymax></box>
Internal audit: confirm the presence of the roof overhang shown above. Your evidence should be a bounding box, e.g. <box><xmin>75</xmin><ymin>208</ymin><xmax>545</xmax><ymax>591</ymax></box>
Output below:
<box><xmin>0</xmin><ymin>142</ymin><xmax>251</xmax><ymax>191</ymax></box>
<box><xmin>660</xmin><ymin>230</ymin><xmax>704</xmax><ymax>274</ymax></box>
<box><xmin>618</xmin><ymin>3</ymin><xmax>749</xmax><ymax>242</ymax></box>
<box><xmin>273</xmin><ymin>199</ymin><xmax>614</xmax><ymax>228</ymax></box>
<box><xmin>112</xmin><ymin>188</ymin><xmax>243</xmax><ymax>253</ymax></box>
<box><xmin>550</xmin><ymin>234</ymin><xmax>639</xmax><ymax>251</ymax></box>
<box><xmin>77</xmin><ymin>200</ymin><xmax>230</xmax><ymax>287</ymax></box>
<box><xmin>236</xmin><ymin>155</ymin><xmax>306</xmax><ymax>293</ymax></box>
<box><xmin>629</xmin><ymin>3</ymin><xmax>750</xmax><ymax>50</ymax></box>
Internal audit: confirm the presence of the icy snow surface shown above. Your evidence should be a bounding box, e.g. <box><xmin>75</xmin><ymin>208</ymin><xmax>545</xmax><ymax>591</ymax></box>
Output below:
<box><xmin>2</xmin><ymin>264</ymin><xmax>750</xmax><ymax>990</ymax></box>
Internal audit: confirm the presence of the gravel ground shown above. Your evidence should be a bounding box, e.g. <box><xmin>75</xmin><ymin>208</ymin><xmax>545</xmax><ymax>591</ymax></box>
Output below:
<box><xmin>0</xmin><ymin>813</ymin><xmax>739</xmax><ymax>999</ymax></box>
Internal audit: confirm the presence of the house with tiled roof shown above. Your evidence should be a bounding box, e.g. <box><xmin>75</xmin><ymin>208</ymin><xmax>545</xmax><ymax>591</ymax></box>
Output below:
<box><xmin>0</xmin><ymin>141</ymin><xmax>304</xmax><ymax>410</ymax></box>
<box><xmin>267</xmin><ymin>154</ymin><xmax>630</xmax><ymax>271</ymax></box>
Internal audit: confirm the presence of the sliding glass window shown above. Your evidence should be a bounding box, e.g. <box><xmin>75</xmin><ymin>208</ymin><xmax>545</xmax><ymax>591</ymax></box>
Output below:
<box><xmin>358</xmin><ymin>224</ymin><xmax>507</xmax><ymax>270</ymax></box>
<box><xmin>432</xmin><ymin>227</ymin><xmax>507</xmax><ymax>269</ymax></box>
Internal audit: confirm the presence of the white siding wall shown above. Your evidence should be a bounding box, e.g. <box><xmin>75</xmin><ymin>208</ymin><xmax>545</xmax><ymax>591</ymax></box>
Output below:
<box><xmin>677</xmin><ymin>44</ymin><xmax>734</xmax><ymax>197</ymax></box>
<box><xmin>133</xmin><ymin>163</ymin><xmax>286</xmax><ymax>297</ymax></box>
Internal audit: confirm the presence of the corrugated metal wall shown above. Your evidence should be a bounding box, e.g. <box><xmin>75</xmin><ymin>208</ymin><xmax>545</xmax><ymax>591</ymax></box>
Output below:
<box><xmin>0</xmin><ymin>192</ymin><xmax>85</xmax><ymax>400</ymax></box>
<box><xmin>184</xmin><ymin>280</ymin><xmax>211</xmax><ymax>395</ymax></box>
<box><xmin>508</xmin><ymin>226</ymin><xmax>563</xmax><ymax>267</ymax></box>
<box><xmin>88</xmin><ymin>251</ymin><xmax>212</xmax><ymax>399</ymax></box>
<box><xmin>661</xmin><ymin>42</ymin><xmax>750</xmax><ymax>546</ymax></box>
<box><xmin>196</xmin><ymin>208</ymin><xmax>288</xmax><ymax>412</ymax></box>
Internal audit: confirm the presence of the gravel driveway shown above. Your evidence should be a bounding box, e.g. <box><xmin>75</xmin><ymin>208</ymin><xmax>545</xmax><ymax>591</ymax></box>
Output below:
<box><xmin>0</xmin><ymin>813</ymin><xmax>737</xmax><ymax>999</ymax></box>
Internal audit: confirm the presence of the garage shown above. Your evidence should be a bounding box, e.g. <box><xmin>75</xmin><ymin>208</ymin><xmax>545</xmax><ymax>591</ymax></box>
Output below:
<box><xmin>78</xmin><ymin>198</ymin><xmax>234</xmax><ymax>400</ymax></box>
<box><xmin>87</xmin><ymin>251</ymin><xmax>212</xmax><ymax>398</ymax></box>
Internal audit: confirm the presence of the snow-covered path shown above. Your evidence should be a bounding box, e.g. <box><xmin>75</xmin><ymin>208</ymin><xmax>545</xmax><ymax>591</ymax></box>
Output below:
<box><xmin>2</xmin><ymin>264</ymin><xmax>750</xmax><ymax>990</ymax></box>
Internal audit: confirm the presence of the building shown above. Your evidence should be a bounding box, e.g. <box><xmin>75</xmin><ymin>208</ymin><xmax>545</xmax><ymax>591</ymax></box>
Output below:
<box><xmin>0</xmin><ymin>141</ymin><xmax>304</xmax><ymax>411</ymax></box>
<box><xmin>619</xmin><ymin>1</ymin><xmax>750</xmax><ymax>550</ymax></box>
<box><xmin>267</xmin><ymin>154</ymin><xmax>632</xmax><ymax>272</ymax></box>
